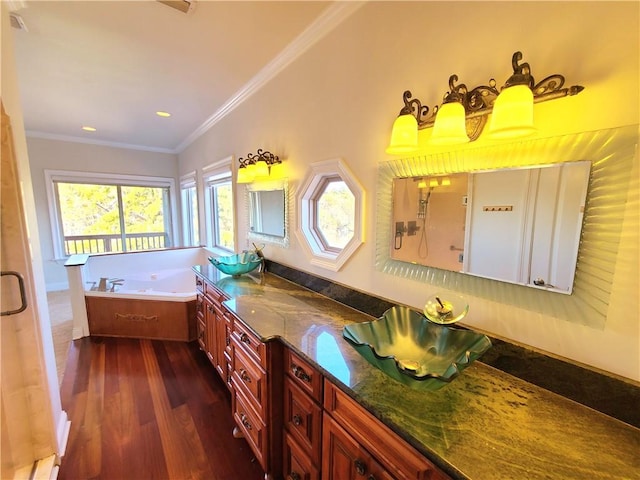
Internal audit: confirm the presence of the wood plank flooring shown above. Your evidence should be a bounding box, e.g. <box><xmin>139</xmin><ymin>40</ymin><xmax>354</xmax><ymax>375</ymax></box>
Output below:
<box><xmin>58</xmin><ymin>337</ymin><xmax>265</xmax><ymax>480</ymax></box>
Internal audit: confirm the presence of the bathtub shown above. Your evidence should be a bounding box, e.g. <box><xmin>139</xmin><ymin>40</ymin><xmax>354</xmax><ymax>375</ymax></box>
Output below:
<box><xmin>84</xmin><ymin>267</ymin><xmax>197</xmax><ymax>302</ymax></box>
<box><xmin>66</xmin><ymin>247</ymin><xmax>210</xmax><ymax>340</ymax></box>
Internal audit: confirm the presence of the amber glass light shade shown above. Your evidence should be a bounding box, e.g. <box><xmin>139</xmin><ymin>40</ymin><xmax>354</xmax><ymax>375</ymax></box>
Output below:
<box><xmin>430</xmin><ymin>102</ymin><xmax>469</xmax><ymax>145</ymax></box>
<box><xmin>385</xmin><ymin>114</ymin><xmax>419</xmax><ymax>155</ymax></box>
<box><xmin>269</xmin><ymin>162</ymin><xmax>285</xmax><ymax>180</ymax></box>
<box><xmin>254</xmin><ymin>160</ymin><xmax>269</xmax><ymax>178</ymax></box>
<box><xmin>237</xmin><ymin>167</ymin><xmax>253</xmax><ymax>184</ymax></box>
<box><xmin>488</xmin><ymin>84</ymin><xmax>536</xmax><ymax>138</ymax></box>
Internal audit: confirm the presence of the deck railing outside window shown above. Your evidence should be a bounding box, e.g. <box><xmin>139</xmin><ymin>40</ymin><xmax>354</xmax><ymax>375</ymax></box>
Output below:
<box><xmin>64</xmin><ymin>232</ymin><xmax>169</xmax><ymax>255</ymax></box>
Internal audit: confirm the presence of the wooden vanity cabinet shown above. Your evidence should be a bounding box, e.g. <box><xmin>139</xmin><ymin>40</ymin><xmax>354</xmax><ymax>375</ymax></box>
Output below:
<box><xmin>283</xmin><ymin>349</ymin><xmax>323</xmax><ymax>480</ymax></box>
<box><xmin>229</xmin><ymin>309</ymin><xmax>283</xmax><ymax>478</ymax></box>
<box><xmin>323</xmin><ymin>381</ymin><xmax>450</xmax><ymax>480</ymax></box>
<box><xmin>195</xmin><ymin>274</ymin><xmax>230</xmax><ymax>382</ymax></box>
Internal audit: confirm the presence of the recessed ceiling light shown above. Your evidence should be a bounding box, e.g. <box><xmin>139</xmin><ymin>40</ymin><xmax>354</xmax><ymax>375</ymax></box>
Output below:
<box><xmin>82</xmin><ymin>126</ymin><xmax>97</xmax><ymax>132</ymax></box>
<box><xmin>156</xmin><ymin>111</ymin><xmax>171</xmax><ymax>117</ymax></box>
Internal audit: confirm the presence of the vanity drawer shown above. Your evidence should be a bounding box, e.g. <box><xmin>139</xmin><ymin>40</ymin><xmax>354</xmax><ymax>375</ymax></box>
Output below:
<box><xmin>285</xmin><ymin>349</ymin><xmax>323</xmax><ymax>403</ymax></box>
<box><xmin>232</xmin><ymin>339</ymin><xmax>268</xmax><ymax>419</ymax></box>
<box><xmin>233</xmin><ymin>387</ymin><xmax>267</xmax><ymax>470</ymax></box>
<box><xmin>232</xmin><ymin>316</ymin><xmax>266</xmax><ymax>367</ymax></box>
<box><xmin>204</xmin><ymin>282</ymin><xmax>226</xmax><ymax>304</ymax></box>
<box><xmin>283</xmin><ymin>431</ymin><xmax>319</xmax><ymax>480</ymax></box>
<box><xmin>284</xmin><ymin>376</ymin><xmax>322</xmax><ymax>465</ymax></box>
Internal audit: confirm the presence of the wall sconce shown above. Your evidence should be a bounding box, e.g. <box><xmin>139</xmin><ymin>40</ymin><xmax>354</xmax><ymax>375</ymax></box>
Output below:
<box><xmin>386</xmin><ymin>51</ymin><xmax>584</xmax><ymax>154</ymax></box>
<box><xmin>237</xmin><ymin>149</ymin><xmax>285</xmax><ymax>183</ymax></box>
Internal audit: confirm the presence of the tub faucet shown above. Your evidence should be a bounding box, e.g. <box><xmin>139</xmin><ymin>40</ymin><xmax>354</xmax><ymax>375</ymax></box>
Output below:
<box><xmin>109</xmin><ymin>279</ymin><xmax>124</xmax><ymax>292</ymax></box>
<box><xmin>97</xmin><ymin>277</ymin><xmax>109</xmax><ymax>291</ymax></box>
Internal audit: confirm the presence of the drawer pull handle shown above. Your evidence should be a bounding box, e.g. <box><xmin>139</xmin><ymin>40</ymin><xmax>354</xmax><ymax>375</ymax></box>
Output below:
<box><xmin>240</xmin><ymin>332</ymin><xmax>251</xmax><ymax>345</ymax></box>
<box><xmin>291</xmin><ymin>364</ymin><xmax>311</xmax><ymax>383</ymax></box>
<box><xmin>288</xmin><ymin>473</ymin><xmax>301</xmax><ymax>480</ymax></box>
<box><xmin>240</xmin><ymin>369</ymin><xmax>251</xmax><ymax>383</ymax></box>
<box><xmin>355</xmin><ymin>459</ymin><xmax>366</xmax><ymax>476</ymax></box>
<box><xmin>240</xmin><ymin>413</ymin><xmax>252</xmax><ymax>431</ymax></box>
<box><xmin>292</xmin><ymin>414</ymin><xmax>302</xmax><ymax>426</ymax></box>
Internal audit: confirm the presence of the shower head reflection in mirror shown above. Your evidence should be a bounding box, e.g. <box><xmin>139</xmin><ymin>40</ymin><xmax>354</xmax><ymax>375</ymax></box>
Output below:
<box><xmin>376</xmin><ymin>125</ymin><xmax>638</xmax><ymax>330</ymax></box>
<box><xmin>391</xmin><ymin>162</ymin><xmax>590</xmax><ymax>294</ymax></box>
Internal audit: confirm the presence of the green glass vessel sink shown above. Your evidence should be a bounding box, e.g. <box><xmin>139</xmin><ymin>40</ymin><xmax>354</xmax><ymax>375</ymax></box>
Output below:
<box><xmin>208</xmin><ymin>252</ymin><xmax>262</xmax><ymax>277</ymax></box>
<box><xmin>343</xmin><ymin>305</ymin><xmax>492</xmax><ymax>391</ymax></box>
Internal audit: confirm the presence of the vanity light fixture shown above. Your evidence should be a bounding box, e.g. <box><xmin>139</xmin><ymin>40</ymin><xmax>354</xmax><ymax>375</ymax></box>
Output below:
<box><xmin>386</xmin><ymin>51</ymin><xmax>584</xmax><ymax>154</ymax></box>
<box><xmin>237</xmin><ymin>149</ymin><xmax>284</xmax><ymax>184</ymax></box>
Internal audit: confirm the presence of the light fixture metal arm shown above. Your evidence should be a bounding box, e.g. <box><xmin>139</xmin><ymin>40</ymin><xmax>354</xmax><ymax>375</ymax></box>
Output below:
<box><xmin>390</xmin><ymin>51</ymin><xmax>584</xmax><ymax>133</ymax></box>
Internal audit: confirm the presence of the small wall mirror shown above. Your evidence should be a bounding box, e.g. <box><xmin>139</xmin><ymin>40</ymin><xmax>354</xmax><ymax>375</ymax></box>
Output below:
<box><xmin>391</xmin><ymin>161</ymin><xmax>590</xmax><ymax>293</ymax></box>
<box><xmin>246</xmin><ymin>181</ymin><xmax>289</xmax><ymax>247</ymax></box>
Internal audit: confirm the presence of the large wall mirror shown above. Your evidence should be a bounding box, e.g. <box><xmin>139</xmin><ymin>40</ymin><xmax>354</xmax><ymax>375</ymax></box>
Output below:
<box><xmin>375</xmin><ymin>125</ymin><xmax>637</xmax><ymax>330</ymax></box>
<box><xmin>391</xmin><ymin>161</ymin><xmax>590</xmax><ymax>294</ymax></box>
<box><xmin>246</xmin><ymin>181</ymin><xmax>289</xmax><ymax>247</ymax></box>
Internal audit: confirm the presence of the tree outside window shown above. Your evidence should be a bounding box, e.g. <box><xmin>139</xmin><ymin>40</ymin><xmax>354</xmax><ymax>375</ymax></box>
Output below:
<box><xmin>55</xmin><ymin>181</ymin><xmax>172</xmax><ymax>255</ymax></box>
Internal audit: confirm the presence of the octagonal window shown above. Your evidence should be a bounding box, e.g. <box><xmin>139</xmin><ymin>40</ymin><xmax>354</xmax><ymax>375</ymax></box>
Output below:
<box><xmin>316</xmin><ymin>178</ymin><xmax>355</xmax><ymax>250</ymax></box>
<box><xmin>297</xmin><ymin>159</ymin><xmax>365</xmax><ymax>271</ymax></box>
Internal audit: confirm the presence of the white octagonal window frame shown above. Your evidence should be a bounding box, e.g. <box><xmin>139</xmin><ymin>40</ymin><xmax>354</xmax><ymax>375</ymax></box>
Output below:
<box><xmin>296</xmin><ymin>158</ymin><xmax>365</xmax><ymax>271</ymax></box>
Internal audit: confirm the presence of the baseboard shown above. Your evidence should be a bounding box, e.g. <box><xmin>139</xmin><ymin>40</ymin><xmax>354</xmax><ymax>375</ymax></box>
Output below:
<box><xmin>56</xmin><ymin>410</ymin><xmax>71</xmax><ymax>458</ymax></box>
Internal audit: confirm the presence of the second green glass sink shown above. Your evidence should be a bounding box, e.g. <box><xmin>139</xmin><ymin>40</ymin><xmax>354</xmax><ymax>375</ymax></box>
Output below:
<box><xmin>343</xmin><ymin>305</ymin><xmax>491</xmax><ymax>391</ymax></box>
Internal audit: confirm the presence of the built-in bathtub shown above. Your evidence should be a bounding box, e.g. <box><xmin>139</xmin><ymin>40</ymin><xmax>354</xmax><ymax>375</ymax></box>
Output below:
<box><xmin>65</xmin><ymin>247</ymin><xmax>210</xmax><ymax>341</ymax></box>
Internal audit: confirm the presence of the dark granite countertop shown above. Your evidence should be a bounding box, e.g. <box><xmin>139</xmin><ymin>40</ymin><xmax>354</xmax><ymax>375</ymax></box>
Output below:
<box><xmin>193</xmin><ymin>265</ymin><xmax>640</xmax><ymax>480</ymax></box>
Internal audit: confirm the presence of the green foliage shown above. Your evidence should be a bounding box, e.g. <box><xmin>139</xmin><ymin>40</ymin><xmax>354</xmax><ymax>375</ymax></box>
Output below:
<box><xmin>317</xmin><ymin>180</ymin><xmax>355</xmax><ymax>248</ymax></box>
<box><xmin>57</xmin><ymin>182</ymin><xmax>169</xmax><ymax>253</ymax></box>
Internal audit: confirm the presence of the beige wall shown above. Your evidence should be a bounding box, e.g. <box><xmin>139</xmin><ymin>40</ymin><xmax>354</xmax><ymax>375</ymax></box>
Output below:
<box><xmin>26</xmin><ymin>137</ymin><xmax>179</xmax><ymax>289</ymax></box>
<box><xmin>179</xmin><ymin>2</ymin><xmax>639</xmax><ymax>381</ymax></box>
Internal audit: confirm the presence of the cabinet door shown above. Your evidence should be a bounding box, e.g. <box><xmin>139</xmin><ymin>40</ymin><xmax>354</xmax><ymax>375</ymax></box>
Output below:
<box><xmin>284</xmin><ymin>376</ymin><xmax>322</xmax><ymax>464</ymax></box>
<box><xmin>196</xmin><ymin>294</ymin><xmax>206</xmax><ymax>351</ymax></box>
<box><xmin>322</xmin><ymin>414</ymin><xmax>393</xmax><ymax>480</ymax></box>
<box><xmin>284</xmin><ymin>432</ymin><xmax>319</xmax><ymax>480</ymax></box>
<box><xmin>204</xmin><ymin>297</ymin><xmax>216</xmax><ymax>365</ymax></box>
<box><xmin>214</xmin><ymin>303</ymin><xmax>226</xmax><ymax>378</ymax></box>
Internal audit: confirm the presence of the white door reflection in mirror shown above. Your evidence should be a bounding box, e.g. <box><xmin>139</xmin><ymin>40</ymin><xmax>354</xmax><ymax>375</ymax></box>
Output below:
<box><xmin>246</xmin><ymin>181</ymin><xmax>289</xmax><ymax>247</ymax></box>
<box><xmin>249</xmin><ymin>190</ymin><xmax>285</xmax><ymax>237</ymax></box>
<box><xmin>390</xmin><ymin>161</ymin><xmax>590</xmax><ymax>293</ymax></box>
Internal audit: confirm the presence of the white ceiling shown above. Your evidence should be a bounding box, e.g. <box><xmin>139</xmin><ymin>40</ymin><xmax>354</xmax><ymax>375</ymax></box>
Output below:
<box><xmin>10</xmin><ymin>0</ymin><xmax>339</xmax><ymax>153</ymax></box>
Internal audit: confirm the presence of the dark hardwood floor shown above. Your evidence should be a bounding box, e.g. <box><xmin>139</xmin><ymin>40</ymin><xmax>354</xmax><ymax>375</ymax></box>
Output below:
<box><xmin>58</xmin><ymin>336</ymin><xmax>265</xmax><ymax>480</ymax></box>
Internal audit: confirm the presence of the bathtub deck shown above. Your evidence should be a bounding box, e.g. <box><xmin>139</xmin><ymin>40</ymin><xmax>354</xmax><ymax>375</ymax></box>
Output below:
<box><xmin>58</xmin><ymin>336</ymin><xmax>265</xmax><ymax>479</ymax></box>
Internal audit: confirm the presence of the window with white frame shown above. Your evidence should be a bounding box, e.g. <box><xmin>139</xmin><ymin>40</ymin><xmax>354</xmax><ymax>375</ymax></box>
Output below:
<box><xmin>45</xmin><ymin>170</ymin><xmax>177</xmax><ymax>257</ymax></box>
<box><xmin>180</xmin><ymin>173</ymin><xmax>200</xmax><ymax>246</ymax></box>
<box><xmin>202</xmin><ymin>158</ymin><xmax>235</xmax><ymax>253</ymax></box>
<box><xmin>296</xmin><ymin>158</ymin><xmax>365</xmax><ymax>271</ymax></box>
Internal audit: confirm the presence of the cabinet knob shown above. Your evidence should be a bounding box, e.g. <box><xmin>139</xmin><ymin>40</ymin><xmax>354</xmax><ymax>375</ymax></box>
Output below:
<box><xmin>291</xmin><ymin>364</ymin><xmax>311</xmax><ymax>383</ymax></box>
<box><xmin>240</xmin><ymin>369</ymin><xmax>251</xmax><ymax>383</ymax></box>
<box><xmin>226</xmin><ymin>336</ymin><xmax>230</xmax><ymax>347</ymax></box>
<box><xmin>288</xmin><ymin>473</ymin><xmax>301</xmax><ymax>480</ymax></box>
<box><xmin>240</xmin><ymin>332</ymin><xmax>251</xmax><ymax>345</ymax></box>
<box><xmin>355</xmin><ymin>459</ymin><xmax>366</xmax><ymax>476</ymax></box>
<box><xmin>292</xmin><ymin>414</ymin><xmax>302</xmax><ymax>426</ymax></box>
<box><xmin>240</xmin><ymin>413</ymin><xmax>252</xmax><ymax>431</ymax></box>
